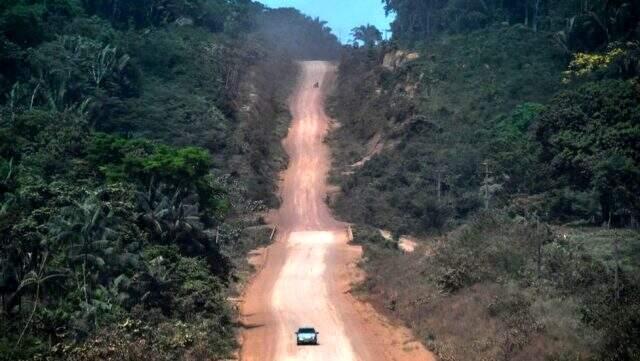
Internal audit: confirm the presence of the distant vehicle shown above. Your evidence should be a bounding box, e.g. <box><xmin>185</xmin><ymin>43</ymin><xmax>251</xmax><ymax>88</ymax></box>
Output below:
<box><xmin>313</xmin><ymin>82</ymin><xmax>320</xmax><ymax>88</ymax></box>
<box><xmin>296</xmin><ymin>327</ymin><xmax>319</xmax><ymax>345</ymax></box>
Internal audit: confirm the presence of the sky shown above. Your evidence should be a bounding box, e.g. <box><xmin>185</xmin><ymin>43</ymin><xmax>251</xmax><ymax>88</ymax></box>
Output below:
<box><xmin>258</xmin><ymin>0</ymin><xmax>394</xmax><ymax>43</ymax></box>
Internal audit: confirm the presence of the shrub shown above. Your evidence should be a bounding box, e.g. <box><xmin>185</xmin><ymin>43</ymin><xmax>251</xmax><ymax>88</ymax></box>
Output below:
<box><xmin>88</xmin><ymin>133</ymin><xmax>212</xmax><ymax>187</ymax></box>
<box><xmin>1</xmin><ymin>4</ymin><xmax>46</xmax><ymax>47</ymax></box>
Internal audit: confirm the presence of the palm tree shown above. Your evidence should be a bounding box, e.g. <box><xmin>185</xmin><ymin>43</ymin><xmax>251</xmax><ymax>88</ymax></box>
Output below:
<box><xmin>52</xmin><ymin>195</ymin><xmax>117</xmax><ymax>306</ymax></box>
<box><xmin>16</xmin><ymin>252</ymin><xmax>64</xmax><ymax>346</ymax></box>
<box><xmin>351</xmin><ymin>24</ymin><xmax>383</xmax><ymax>47</ymax></box>
<box><xmin>136</xmin><ymin>182</ymin><xmax>170</xmax><ymax>238</ymax></box>
<box><xmin>0</xmin><ymin>158</ymin><xmax>14</xmax><ymax>196</ymax></box>
<box><xmin>136</xmin><ymin>183</ymin><xmax>203</xmax><ymax>247</ymax></box>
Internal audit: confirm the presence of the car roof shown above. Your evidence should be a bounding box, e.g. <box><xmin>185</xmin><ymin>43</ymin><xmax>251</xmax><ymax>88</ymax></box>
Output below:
<box><xmin>298</xmin><ymin>327</ymin><xmax>316</xmax><ymax>332</ymax></box>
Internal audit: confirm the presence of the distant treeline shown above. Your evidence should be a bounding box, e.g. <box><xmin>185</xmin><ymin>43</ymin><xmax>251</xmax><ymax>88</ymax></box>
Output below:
<box><xmin>383</xmin><ymin>0</ymin><xmax>639</xmax><ymax>50</ymax></box>
<box><xmin>257</xmin><ymin>7</ymin><xmax>342</xmax><ymax>60</ymax></box>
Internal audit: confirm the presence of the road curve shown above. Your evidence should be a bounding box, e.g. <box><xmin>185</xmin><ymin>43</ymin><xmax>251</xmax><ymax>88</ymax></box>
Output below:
<box><xmin>240</xmin><ymin>61</ymin><xmax>435</xmax><ymax>361</ymax></box>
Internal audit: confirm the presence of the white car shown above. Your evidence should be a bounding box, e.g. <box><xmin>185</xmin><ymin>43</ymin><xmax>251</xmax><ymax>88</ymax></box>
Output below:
<box><xmin>296</xmin><ymin>327</ymin><xmax>319</xmax><ymax>345</ymax></box>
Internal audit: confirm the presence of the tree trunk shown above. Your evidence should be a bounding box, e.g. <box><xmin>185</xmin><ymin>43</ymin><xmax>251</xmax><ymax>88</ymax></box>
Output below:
<box><xmin>436</xmin><ymin>170</ymin><xmax>442</xmax><ymax>203</ymax></box>
<box><xmin>613</xmin><ymin>232</ymin><xmax>620</xmax><ymax>303</ymax></box>
<box><xmin>30</xmin><ymin>83</ymin><xmax>40</xmax><ymax>110</ymax></box>
<box><xmin>483</xmin><ymin>162</ymin><xmax>491</xmax><ymax>210</ymax></box>
<box><xmin>6</xmin><ymin>288</ymin><xmax>25</xmax><ymax>317</ymax></box>
<box><xmin>536</xmin><ymin>221</ymin><xmax>542</xmax><ymax>278</ymax></box>
<box><xmin>82</xmin><ymin>259</ymin><xmax>88</xmax><ymax>304</ymax></box>
<box><xmin>600</xmin><ymin>193</ymin><xmax>612</xmax><ymax>226</ymax></box>
<box><xmin>111</xmin><ymin>0</ymin><xmax>119</xmax><ymax>20</ymax></box>
<box><xmin>533</xmin><ymin>0</ymin><xmax>541</xmax><ymax>32</ymax></box>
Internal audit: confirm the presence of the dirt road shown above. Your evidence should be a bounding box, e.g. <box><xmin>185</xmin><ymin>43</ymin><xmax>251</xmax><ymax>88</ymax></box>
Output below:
<box><xmin>240</xmin><ymin>61</ymin><xmax>435</xmax><ymax>361</ymax></box>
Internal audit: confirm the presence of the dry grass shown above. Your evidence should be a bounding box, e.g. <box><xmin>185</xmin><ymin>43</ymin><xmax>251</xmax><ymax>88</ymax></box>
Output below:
<box><xmin>354</xmin><ymin>221</ymin><xmax>605</xmax><ymax>361</ymax></box>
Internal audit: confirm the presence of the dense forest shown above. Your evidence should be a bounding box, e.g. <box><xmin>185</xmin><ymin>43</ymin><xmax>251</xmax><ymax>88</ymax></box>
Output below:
<box><xmin>329</xmin><ymin>0</ymin><xmax>639</xmax><ymax>360</ymax></box>
<box><xmin>2</xmin><ymin>0</ymin><xmax>639</xmax><ymax>360</ymax></box>
<box><xmin>0</xmin><ymin>0</ymin><xmax>340</xmax><ymax>359</ymax></box>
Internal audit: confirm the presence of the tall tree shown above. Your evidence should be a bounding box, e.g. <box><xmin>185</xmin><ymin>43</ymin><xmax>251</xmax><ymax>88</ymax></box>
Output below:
<box><xmin>351</xmin><ymin>24</ymin><xmax>383</xmax><ymax>47</ymax></box>
<box><xmin>535</xmin><ymin>80</ymin><xmax>640</xmax><ymax>225</ymax></box>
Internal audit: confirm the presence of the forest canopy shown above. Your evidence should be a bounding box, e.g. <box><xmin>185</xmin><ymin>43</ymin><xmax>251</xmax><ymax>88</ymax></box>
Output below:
<box><xmin>382</xmin><ymin>0</ymin><xmax>640</xmax><ymax>50</ymax></box>
<box><xmin>328</xmin><ymin>1</ymin><xmax>639</xmax><ymax>360</ymax></box>
<box><xmin>0</xmin><ymin>0</ymin><xmax>341</xmax><ymax>359</ymax></box>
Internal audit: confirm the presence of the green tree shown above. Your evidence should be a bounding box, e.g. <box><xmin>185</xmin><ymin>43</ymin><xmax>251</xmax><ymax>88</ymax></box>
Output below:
<box><xmin>535</xmin><ymin>80</ymin><xmax>640</xmax><ymax>224</ymax></box>
<box><xmin>0</xmin><ymin>3</ymin><xmax>46</xmax><ymax>47</ymax></box>
<box><xmin>351</xmin><ymin>24</ymin><xmax>383</xmax><ymax>47</ymax></box>
<box><xmin>488</xmin><ymin>103</ymin><xmax>546</xmax><ymax>194</ymax></box>
<box><xmin>88</xmin><ymin>134</ymin><xmax>212</xmax><ymax>188</ymax></box>
<box><xmin>52</xmin><ymin>195</ymin><xmax>118</xmax><ymax>309</ymax></box>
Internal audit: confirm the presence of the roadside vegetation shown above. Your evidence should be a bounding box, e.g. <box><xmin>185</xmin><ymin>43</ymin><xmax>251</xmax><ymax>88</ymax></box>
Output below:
<box><xmin>329</xmin><ymin>1</ymin><xmax>639</xmax><ymax>360</ymax></box>
<box><xmin>0</xmin><ymin>0</ymin><xmax>340</xmax><ymax>359</ymax></box>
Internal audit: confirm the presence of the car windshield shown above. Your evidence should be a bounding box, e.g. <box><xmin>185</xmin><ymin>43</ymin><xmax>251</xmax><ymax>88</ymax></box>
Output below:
<box><xmin>298</xmin><ymin>328</ymin><xmax>316</xmax><ymax>334</ymax></box>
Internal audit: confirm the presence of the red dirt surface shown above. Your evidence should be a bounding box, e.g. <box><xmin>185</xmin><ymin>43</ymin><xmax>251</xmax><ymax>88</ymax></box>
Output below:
<box><xmin>239</xmin><ymin>61</ymin><xmax>435</xmax><ymax>361</ymax></box>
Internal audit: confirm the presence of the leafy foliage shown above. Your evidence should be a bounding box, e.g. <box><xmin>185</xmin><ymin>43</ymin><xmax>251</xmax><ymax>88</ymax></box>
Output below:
<box><xmin>330</xmin><ymin>2</ymin><xmax>640</xmax><ymax>360</ymax></box>
<box><xmin>88</xmin><ymin>133</ymin><xmax>211</xmax><ymax>186</ymax></box>
<box><xmin>536</xmin><ymin>79</ymin><xmax>640</xmax><ymax>224</ymax></box>
<box><xmin>383</xmin><ymin>0</ymin><xmax>640</xmax><ymax>49</ymax></box>
<box><xmin>353</xmin><ymin>213</ymin><xmax>639</xmax><ymax>361</ymax></box>
<box><xmin>330</xmin><ymin>26</ymin><xmax>565</xmax><ymax>234</ymax></box>
<box><xmin>0</xmin><ymin>0</ymin><xmax>341</xmax><ymax>359</ymax></box>
<box><xmin>351</xmin><ymin>24</ymin><xmax>382</xmax><ymax>47</ymax></box>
